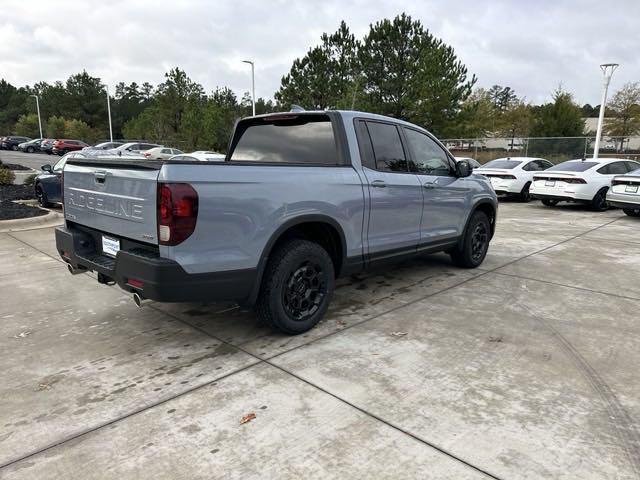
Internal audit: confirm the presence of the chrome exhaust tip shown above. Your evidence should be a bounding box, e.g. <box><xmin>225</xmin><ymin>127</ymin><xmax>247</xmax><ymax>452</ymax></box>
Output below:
<box><xmin>67</xmin><ymin>264</ymin><xmax>85</xmax><ymax>275</ymax></box>
<box><xmin>133</xmin><ymin>292</ymin><xmax>151</xmax><ymax>308</ymax></box>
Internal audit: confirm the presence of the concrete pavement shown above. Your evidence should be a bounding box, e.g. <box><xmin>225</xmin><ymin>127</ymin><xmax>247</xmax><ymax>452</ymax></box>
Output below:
<box><xmin>0</xmin><ymin>202</ymin><xmax>639</xmax><ymax>479</ymax></box>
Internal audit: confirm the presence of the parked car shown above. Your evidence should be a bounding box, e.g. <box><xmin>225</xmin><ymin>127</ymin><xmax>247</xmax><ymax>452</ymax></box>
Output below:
<box><xmin>530</xmin><ymin>158</ymin><xmax>640</xmax><ymax>211</ymax></box>
<box><xmin>171</xmin><ymin>152</ymin><xmax>226</xmax><ymax>162</ymax></box>
<box><xmin>454</xmin><ymin>156</ymin><xmax>481</xmax><ymax>169</ymax></box>
<box><xmin>56</xmin><ymin>110</ymin><xmax>497</xmax><ymax>335</ymax></box>
<box><xmin>40</xmin><ymin>139</ymin><xmax>55</xmax><ymax>155</ymax></box>
<box><xmin>1</xmin><ymin>136</ymin><xmax>32</xmax><ymax>150</ymax></box>
<box><xmin>475</xmin><ymin>157</ymin><xmax>553</xmax><ymax>201</ymax></box>
<box><xmin>106</xmin><ymin>142</ymin><xmax>162</xmax><ymax>155</ymax></box>
<box><xmin>606</xmin><ymin>168</ymin><xmax>640</xmax><ymax>217</ymax></box>
<box><xmin>17</xmin><ymin>138</ymin><xmax>43</xmax><ymax>153</ymax></box>
<box><xmin>142</xmin><ymin>146</ymin><xmax>184</xmax><ymax>160</ymax></box>
<box><xmin>34</xmin><ymin>151</ymin><xmax>86</xmax><ymax>207</ymax></box>
<box><xmin>52</xmin><ymin>139</ymin><xmax>89</xmax><ymax>155</ymax></box>
<box><xmin>82</xmin><ymin>141</ymin><xmax>124</xmax><ymax>151</ymax></box>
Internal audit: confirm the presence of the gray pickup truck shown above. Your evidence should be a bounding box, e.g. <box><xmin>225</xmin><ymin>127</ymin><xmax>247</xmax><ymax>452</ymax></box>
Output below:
<box><xmin>56</xmin><ymin>110</ymin><xmax>497</xmax><ymax>334</ymax></box>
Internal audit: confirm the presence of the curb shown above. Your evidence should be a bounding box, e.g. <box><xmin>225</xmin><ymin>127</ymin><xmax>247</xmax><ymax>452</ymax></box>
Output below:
<box><xmin>0</xmin><ymin>209</ymin><xmax>63</xmax><ymax>233</ymax></box>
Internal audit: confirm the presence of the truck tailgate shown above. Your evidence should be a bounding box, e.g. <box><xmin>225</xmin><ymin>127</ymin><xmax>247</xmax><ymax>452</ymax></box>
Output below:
<box><xmin>63</xmin><ymin>160</ymin><xmax>160</xmax><ymax>244</ymax></box>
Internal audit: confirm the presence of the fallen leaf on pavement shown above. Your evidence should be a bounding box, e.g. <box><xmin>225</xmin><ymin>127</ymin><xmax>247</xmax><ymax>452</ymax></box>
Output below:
<box><xmin>12</xmin><ymin>331</ymin><xmax>32</xmax><ymax>339</ymax></box>
<box><xmin>390</xmin><ymin>331</ymin><xmax>407</xmax><ymax>337</ymax></box>
<box><xmin>240</xmin><ymin>413</ymin><xmax>256</xmax><ymax>425</ymax></box>
<box><xmin>36</xmin><ymin>383</ymin><xmax>52</xmax><ymax>391</ymax></box>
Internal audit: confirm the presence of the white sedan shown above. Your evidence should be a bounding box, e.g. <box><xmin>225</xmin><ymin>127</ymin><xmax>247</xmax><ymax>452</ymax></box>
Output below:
<box><xmin>170</xmin><ymin>152</ymin><xmax>226</xmax><ymax>162</ymax></box>
<box><xmin>530</xmin><ymin>158</ymin><xmax>640</xmax><ymax>211</ymax></box>
<box><xmin>143</xmin><ymin>147</ymin><xmax>184</xmax><ymax>160</ymax></box>
<box><xmin>474</xmin><ymin>157</ymin><xmax>553</xmax><ymax>201</ymax></box>
<box><xmin>606</xmin><ymin>168</ymin><xmax>640</xmax><ymax>217</ymax></box>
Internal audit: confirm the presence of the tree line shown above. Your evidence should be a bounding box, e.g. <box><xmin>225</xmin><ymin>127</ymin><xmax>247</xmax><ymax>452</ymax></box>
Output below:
<box><xmin>1</xmin><ymin>13</ymin><xmax>639</xmax><ymax>152</ymax></box>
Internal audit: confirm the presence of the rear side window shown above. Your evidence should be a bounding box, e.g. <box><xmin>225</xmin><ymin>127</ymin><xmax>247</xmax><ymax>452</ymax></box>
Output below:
<box><xmin>598</xmin><ymin>162</ymin><xmax>627</xmax><ymax>175</ymax></box>
<box><xmin>230</xmin><ymin>114</ymin><xmax>338</xmax><ymax>165</ymax></box>
<box><xmin>625</xmin><ymin>161</ymin><xmax>640</xmax><ymax>172</ymax></box>
<box><xmin>365</xmin><ymin>121</ymin><xmax>408</xmax><ymax>172</ymax></box>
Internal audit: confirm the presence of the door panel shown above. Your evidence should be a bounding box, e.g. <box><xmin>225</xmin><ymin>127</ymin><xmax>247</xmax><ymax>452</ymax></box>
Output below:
<box><xmin>402</xmin><ymin>127</ymin><xmax>470</xmax><ymax>243</ymax></box>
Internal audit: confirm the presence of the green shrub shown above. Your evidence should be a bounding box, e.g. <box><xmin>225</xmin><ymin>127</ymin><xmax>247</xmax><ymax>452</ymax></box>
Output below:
<box><xmin>23</xmin><ymin>173</ymin><xmax>37</xmax><ymax>186</ymax></box>
<box><xmin>0</xmin><ymin>168</ymin><xmax>16</xmax><ymax>185</ymax></box>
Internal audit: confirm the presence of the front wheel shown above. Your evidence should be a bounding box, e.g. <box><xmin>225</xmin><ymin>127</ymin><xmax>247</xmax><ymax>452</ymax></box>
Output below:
<box><xmin>255</xmin><ymin>239</ymin><xmax>335</xmax><ymax>335</ymax></box>
<box><xmin>591</xmin><ymin>188</ymin><xmax>609</xmax><ymax>212</ymax></box>
<box><xmin>35</xmin><ymin>184</ymin><xmax>52</xmax><ymax>207</ymax></box>
<box><xmin>11</xmin><ymin>145</ymin><xmax>18</xmax><ymax>151</ymax></box>
<box><xmin>451</xmin><ymin>211</ymin><xmax>491</xmax><ymax>268</ymax></box>
<box><xmin>623</xmin><ymin>208</ymin><xmax>640</xmax><ymax>217</ymax></box>
<box><xmin>541</xmin><ymin>199</ymin><xmax>559</xmax><ymax>207</ymax></box>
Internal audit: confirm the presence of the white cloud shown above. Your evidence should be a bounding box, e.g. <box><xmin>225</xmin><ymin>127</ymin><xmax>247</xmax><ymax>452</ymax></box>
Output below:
<box><xmin>0</xmin><ymin>0</ymin><xmax>638</xmax><ymax>105</ymax></box>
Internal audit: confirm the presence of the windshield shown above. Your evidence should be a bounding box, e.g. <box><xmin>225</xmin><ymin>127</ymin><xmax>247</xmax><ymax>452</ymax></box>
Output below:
<box><xmin>548</xmin><ymin>161</ymin><xmax>597</xmax><ymax>172</ymax></box>
<box><xmin>482</xmin><ymin>160</ymin><xmax>522</xmax><ymax>169</ymax></box>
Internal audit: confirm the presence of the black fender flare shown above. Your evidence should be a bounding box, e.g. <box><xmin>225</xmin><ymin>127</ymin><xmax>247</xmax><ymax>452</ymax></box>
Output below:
<box><xmin>246</xmin><ymin>214</ymin><xmax>349</xmax><ymax>305</ymax></box>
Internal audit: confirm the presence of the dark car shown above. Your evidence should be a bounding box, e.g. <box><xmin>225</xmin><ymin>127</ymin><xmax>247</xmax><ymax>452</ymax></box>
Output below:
<box><xmin>34</xmin><ymin>152</ymin><xmax>85</xmax><ymax>206</ymax></box>
<box><xmin>52</xmin><ymin>139</ymin><xmax>88</xmax><ymax>155</ymax></box>
<box><xmin>40</xmin><ymin>139</ymin><xmax>55</xmax><ymax>155</ymax></box>
<box><xmin>17</xmin><ymin>138</ymin><xmax>44</xmax><ymax>153</ymax></box>
<box><xmin>1</xmin><ymin>136</ymin><xmax>32</xmax><ymax>150</ymax></box>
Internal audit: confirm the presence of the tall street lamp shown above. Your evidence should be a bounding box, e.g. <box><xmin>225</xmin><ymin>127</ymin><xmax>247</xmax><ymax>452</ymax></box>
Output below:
<box><xmin>242</xmin><ymin>60</ymin><xmax>256</xmax><ymax>116</ymax></box>
<box><xmin>30</xmin><ymin>94</ymin><xmax>43</xmax><ymax>139</ymax></box>
<box><xmin>592</xmin><ymin>63</ymin><xmax>619</xmax><ymax>160</ymax></box>
<box><xmin>105</xmin><ymin>85</ymin><xmax>113</xmax><ymax>142</ymax></box>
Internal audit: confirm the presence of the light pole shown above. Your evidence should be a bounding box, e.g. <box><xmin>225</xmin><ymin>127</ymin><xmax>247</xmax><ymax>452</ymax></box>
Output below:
<box><xmin>242</xmin><ymin>60</ymin><xmax>256</xmax><ymax>116</ymax></box>
<box><xmin>592</xmin><ymin>63</ymin><xmax>619</xmax><ymax>160</ymax></box>
<box><xmin>105</xmin><ymin>85</ymin><xmax>114</xmax><ymax>142</ymax></box>
<box><xmin>30</xmin><ymin>94</ymin><xmax>43</xmax><ymax>139</ymax></box>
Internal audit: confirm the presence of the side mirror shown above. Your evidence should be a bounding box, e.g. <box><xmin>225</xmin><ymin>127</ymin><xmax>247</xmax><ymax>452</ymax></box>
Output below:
<box><xmin>455</xmin><ymin>160</ymin><xmax>472</xmax><ymax>178</ymax></box>
<box><xmin>41</xmin><ymin>164</ymin><xmax>52</xmax><ymax>173</ymax></box>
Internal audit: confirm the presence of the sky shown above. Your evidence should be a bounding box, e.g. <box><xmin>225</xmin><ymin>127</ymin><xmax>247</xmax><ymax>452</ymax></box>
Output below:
<box><xmin>1</xmin><ymin>0</ymin><xmax>639</xmax><ymax>106</ymax></box>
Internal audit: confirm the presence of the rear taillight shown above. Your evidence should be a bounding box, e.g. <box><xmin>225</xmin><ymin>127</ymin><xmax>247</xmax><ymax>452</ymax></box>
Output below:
<box><xmin>612</xmin><ymin>179</ymin><xmax>637</xmax><ymax>186</ymax></box>
<box><xmin>488</xmin><ymin>174</ymin><xmax>516</xmax><ymax>180</ymax></box>
<box><xmin>144</xmin><ymin>152</ymin><xmax>151</xmax><ymax>157</ymax></box>
<box><xmin>157</xmin><ymin>183</ymin><xmax>198</xmax><ymax>246</ymax></box>
<box><xmin>564</xmin><ymin>178</ymin><xmax>587</xmax><ymax>184</ymax></box>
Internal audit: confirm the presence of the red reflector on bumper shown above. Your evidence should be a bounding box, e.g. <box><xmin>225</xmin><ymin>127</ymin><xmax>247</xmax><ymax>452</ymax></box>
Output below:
<box><xmin>127</xmin><ymin>278</ymin><xmax>144</xmax><ymax>289</ymax></box>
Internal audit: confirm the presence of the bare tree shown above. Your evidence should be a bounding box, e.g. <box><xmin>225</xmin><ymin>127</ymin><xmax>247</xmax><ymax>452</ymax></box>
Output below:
<box><xmin>605</xmin><ymin>82</ymin><xmax>640</xmax><ymax>152</ymax></box>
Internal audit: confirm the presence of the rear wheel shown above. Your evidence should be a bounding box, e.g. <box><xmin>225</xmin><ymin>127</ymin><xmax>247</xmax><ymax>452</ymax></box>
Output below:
<box><xmin>256</xmin><ymin>239</ymin><xmax>335</xmax><ymax>335</ymax></box>
<box><xmin>451</xmin><ymin>211</ymin><xmax>490</xmax><ymax>268</ymax></box>
<box><xmin>591</xmin><ymin>188</ymin><xmax>609</xmax><ymax>212</ymax></box>
<box><xmin>520</xmin><ymin>182</ymin><xmax>532</xmax><ymax>202</ymax></box>
<box><xmin>541</xmin><ymin>199</ymin><xmax>559</xmax><ymax>207</ymax></box>
<box><xmin>11</xmin><ymin>145</ymin><xmax>18</xmax><ymax>151</ymax></box>
<box><xmin>623</xmin><ymin>208</ymin><xmax>640</xmax><ymax>217</ymax></box>
<box><xmin>26</xmin><ymin>146</ymin><xmax>35</xmax><ymax>153</ymax></box>
<box><xmin>35</xmin><ymin>184</ymin><xmax>52</xmax><ymax>207</ymax></box>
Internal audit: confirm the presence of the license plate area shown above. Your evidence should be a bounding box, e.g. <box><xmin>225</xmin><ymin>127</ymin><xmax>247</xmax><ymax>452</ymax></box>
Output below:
<box><xmin>101</xmin><ymin>235</ymin><xmax>120</xmax><ymax>258</ymax></box>
<box><xmin>545</xmin><ymin>180</ymin><xmax>556</xmax><ymax>187</ymax></box>
<box><xmin>625</xmin><ymin>184</ymin><xmax>638</xmax><ymax>193</ymax></box>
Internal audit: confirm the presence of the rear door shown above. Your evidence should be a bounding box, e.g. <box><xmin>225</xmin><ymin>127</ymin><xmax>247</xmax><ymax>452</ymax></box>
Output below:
<box><xmin>402</xmin><ymin>127</ymin><xmax>470</xmax><ymax>243</ymax></box>
<box><xmin>355</xmin><ymin>120</ymin><xmax>422</xmax><ymax>257</ymax></box>
<box><xmin>63</xmin><ymin>159</ymin><xmax>161</xmax><ymax>244</ymax></box>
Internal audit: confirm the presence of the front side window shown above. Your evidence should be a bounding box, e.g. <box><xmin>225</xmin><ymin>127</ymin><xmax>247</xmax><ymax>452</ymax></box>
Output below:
<box><xmin>230</xmin><ymin>114</ymin><xmax>338</xmax><ymax>165</ymax></box>
<box><xmin>403</xmin><ymin>128</ymin><xmax>451</xmax><ymax>175</ymax></box>
<box><xmin>365</xmin><ymin>122</ymin><xmax>407</xmax><ymax>172</ymax></box>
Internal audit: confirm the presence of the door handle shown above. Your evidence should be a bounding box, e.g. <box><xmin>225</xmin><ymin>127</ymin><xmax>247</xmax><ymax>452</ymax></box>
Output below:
<box><xmin>423</xmin><ymin>178</ymin><xmax>440</xmax><ymax>189</ymax></box>
<box><xmin>371</xmin><ymin>180</ymin><xmax>387</xmax><ymax>188</ymax></box>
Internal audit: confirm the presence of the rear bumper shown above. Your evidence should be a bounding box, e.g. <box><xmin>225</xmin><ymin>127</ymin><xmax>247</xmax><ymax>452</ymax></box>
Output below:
<box><xmin>531</xmin><ymin>193</ymin><xmax>590</xmax><ymax>204</ymax></box>
<box><xmin>55</xmin><ymin>225</ymin><xmax>256</xmax><ymax>303</ymax></box>
<box><xmin>607</xmin><ymin>191</ymin><xmax>640</xmax><ymax>210</ymax></box>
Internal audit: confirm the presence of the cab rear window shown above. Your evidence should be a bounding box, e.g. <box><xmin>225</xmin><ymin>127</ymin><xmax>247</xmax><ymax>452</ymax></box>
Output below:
<box><xmin>229</xmin><ymin>114</ymin><xmax>338</xmax><ymax>165</ymax></box>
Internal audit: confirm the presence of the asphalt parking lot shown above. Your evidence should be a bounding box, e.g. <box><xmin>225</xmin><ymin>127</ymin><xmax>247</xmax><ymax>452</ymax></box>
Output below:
<box><xmin>1</xmin><ymin>198</ymin><xmax>639</xmax><ymax>478</ymax></box>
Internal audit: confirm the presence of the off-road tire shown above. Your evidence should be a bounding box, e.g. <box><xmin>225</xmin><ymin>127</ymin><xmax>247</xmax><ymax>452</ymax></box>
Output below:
<box><xmin>450</xmin><ymin>211</ymin><xmax>491</xmax><ymax>268</ymax></box>
<box><xmin>255</xmin><ymin>239</ymin><xmax>335</xmax><ymax>335</ymax></box>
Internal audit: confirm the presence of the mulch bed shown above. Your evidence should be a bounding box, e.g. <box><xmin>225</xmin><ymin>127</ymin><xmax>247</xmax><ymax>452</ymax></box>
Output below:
<box><xmin>0</xmin><ymin>184</ymin><xmax>46</xmax><ymax>220</ymax></box>
<box><xmin>0</xmin><ymin>201</ymin><xmax>47</xmax><ymax>220</ymax></box>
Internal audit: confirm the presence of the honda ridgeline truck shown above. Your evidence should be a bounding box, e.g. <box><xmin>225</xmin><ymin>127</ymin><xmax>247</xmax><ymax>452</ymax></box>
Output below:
<box><xmin>56</xmin><ymin>111</ymin><xmax>497</xmax><ymax>334</ymax></box>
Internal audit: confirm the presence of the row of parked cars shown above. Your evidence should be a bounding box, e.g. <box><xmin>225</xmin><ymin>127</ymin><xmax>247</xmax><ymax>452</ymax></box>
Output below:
<box><xmin>470</xmin><ymin>155</ymin><xmax>640</xmax><ymax>216</ymax></box>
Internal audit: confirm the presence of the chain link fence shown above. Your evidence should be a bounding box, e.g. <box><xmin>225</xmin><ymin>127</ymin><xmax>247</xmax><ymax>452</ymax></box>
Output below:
<box><xmin>441</xmin><ymin>136</ymin><xmax>640</xmax><ymax>165</ymax></box>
